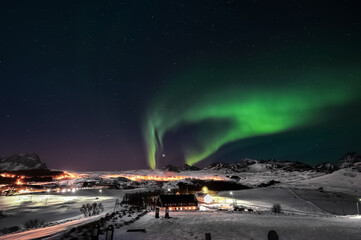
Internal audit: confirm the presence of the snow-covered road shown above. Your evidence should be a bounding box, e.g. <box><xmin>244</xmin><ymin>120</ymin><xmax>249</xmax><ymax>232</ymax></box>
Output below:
<box><xmin>0</xmin><ymin>215</ymin><xmax>101</xmax><ymax>240</ymax></box>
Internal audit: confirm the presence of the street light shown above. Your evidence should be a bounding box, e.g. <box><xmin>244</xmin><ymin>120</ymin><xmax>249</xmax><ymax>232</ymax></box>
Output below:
<box><xmin>202</xmin><ymin>186</ymin><xmax>209</xmax><ymax>194</ymax></box>
<box><xmin>230</xmin><ymin>192</ymin><xmax>235</xmax><ymax>205</ymax></box>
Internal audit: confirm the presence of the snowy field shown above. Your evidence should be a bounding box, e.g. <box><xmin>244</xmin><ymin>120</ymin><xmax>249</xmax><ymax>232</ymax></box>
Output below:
<box><xmin>218</xmin><ymin>188</ymin><xmax>326</xmax><ymax>215</ymax></box>
<box><xmin>218</xmin><ymin>188</ymin><xmax>360</xmax><ymax>215</ymax></box>
<box><xmin>113</xmin><ymin>211</ymin><xmax>361</xmax><ymax>240</ymax></box>
<box><xmin>0</xmin><ymin>189</ymin><xmax>125</xmax><ymax>229</ymax></box>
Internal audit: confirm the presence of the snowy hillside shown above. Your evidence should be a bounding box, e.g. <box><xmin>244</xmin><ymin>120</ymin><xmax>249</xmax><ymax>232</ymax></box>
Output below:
<box><xmin>293</xmin><ymin>167</ymin><xmax>361</xmax><ymax>194</ymax></box>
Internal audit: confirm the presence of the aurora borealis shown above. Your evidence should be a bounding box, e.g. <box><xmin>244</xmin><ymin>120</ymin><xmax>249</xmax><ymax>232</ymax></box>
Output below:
<box><xmin>144</xmin><ymin>61</ymin><xmax>361</xmax><ymax>168</ymax></box>
<box><xmin>1</xmin><ymin>1</ymin><xmax>361</xmax><ymax>170</ymax></box>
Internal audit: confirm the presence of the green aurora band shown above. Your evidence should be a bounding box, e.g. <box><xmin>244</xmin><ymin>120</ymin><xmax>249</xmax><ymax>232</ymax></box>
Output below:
<box><xmin>143</xmin><ymin>64</ymin><xmax>361</xmax><ymax>169</ymax></box>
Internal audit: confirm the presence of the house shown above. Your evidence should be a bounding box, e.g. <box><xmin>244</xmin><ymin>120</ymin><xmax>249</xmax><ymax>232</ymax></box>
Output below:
<box><xmin>157</xmin><ymin>194</ymin><xmax>198</xmax><ymax>211</ymax></box>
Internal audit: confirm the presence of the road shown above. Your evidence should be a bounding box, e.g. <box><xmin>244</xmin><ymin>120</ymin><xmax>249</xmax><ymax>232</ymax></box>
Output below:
<box><xmin>0</xmin><ymin>215</ymin><xmax>101</xmax><ymax>240</ymax></box>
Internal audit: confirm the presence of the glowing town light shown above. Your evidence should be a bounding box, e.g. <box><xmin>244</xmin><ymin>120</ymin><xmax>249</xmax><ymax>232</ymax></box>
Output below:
<box><xmin>199</xmin><ymin>205</ymin><xmax>207</xmax><ymax>211</ymax></box>
<box><xmin>19</xmin><ymin>189</ymin><xmax>30</xmax><ymax>194</ymax></box>
<box><xmin>99</xmin><ymin>189</ymin><xmax>102</xmax><ymax>193</ymax></box>
<box><xmin>1</xmin><ymin>173</ymin><xmax>16</xmax><ymax>178</ymax></box>
<box><xmin>72</xmin><ymin>188</ymin><xmax>75</xmax><ymax>193</ymax></box>
<box><xmin>55</xmin><ymin>171</ymin><xmax>82</xmax><ymax>180</ymax></box>
<box><xmin>47</xmin><ymin>189</ymin><xmax>50</xmax><ymax>193</ymax></box>
<box><xmin>15</xmin><ymin>179</ymin><xmax>24</xmax><ymax>185</ymax></box>
<box><xmin>202</xmin><ymin>186</ymin><xmax>209</xmax><ymax>194</ymax></box>
<box><xmin>101</xmin><ymin>174</ymin><xmax>224</xmax><ymax>182</ymax></box>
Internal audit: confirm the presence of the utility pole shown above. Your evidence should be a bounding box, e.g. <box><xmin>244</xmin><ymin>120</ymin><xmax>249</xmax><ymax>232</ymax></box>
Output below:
<box><xmin>114</xmin><ymin>199</ymin><xmax>119</xmax><ymax>212</ymax></box>
<box><xmin>357</xmin><ymin>201</ymin><xmax>360</xmax><ymax>215</ymax></box>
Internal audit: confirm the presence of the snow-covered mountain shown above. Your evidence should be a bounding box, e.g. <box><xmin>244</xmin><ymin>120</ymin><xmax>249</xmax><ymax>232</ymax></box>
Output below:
<box><xmin>203</xmin><ymin>158</ymin><xmax>317</xmax><ymax>173</ymax></box>
<box><xmin>200</xmin><ymin>153</ymin><xmax>361</xmax><ymax>174</ymax></box>
<box><xmin>0</xmin><ymin>153</ymin><xmax>47</xmax><ymax>171</ymax></box>
<box><xmin>163</xmin><ymin>156</ymin><xmax>355</xmax><ymax>174</ymax></box>
<box><xmin>314</xmin><ymin>162</ymin><xmax>339</xmax><ymax>173</ymax></box>
<box><xmin>163</xmin><ymin>164</ymin><xmax>200</xmax><ymax>172</ymax></box>
<box><xmin>338</xmin><ymin>152</ymin><xmax>361</xmax><ymax>169</ymax></box>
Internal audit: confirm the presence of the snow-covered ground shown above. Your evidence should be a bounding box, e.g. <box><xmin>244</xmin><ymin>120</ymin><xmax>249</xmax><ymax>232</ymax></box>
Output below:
<box><xmin>292</xmin><ymin>188</ymin><xmax>360</xmax><ymax>215</ymax></box>
<box><xmin>290</xmin><ymin>168</ymin><xmax>361</xmax><ymax>194</ymax></box>
<box><xmin>0</xmin><ymin>165</ymin><xmax>360</xmax><ymax>239</ymax></box>
<box><xmin>0</xmin><ymin>189</ymin><xmax>125</xmax><ymax>229</ymax></box>
<box><xmin>113</xmin><ymin>211</ymin><xmax>361</xmax><ymax>240</ymax></box>
<box><xmin>218</xmin><ymin>188</ymin><xmax>327</xmax><ymax>215</ymax></box>
<box><xmin>218</xmin><ymin>188</ymin><xmax>360</xmax><ymax>215</ymax></box>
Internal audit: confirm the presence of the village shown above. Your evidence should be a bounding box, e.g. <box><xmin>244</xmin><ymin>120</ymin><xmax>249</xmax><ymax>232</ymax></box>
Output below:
<box><xmin>0</xmin><ymin>165</ymin><xmax>360</xmax><ymax>239</ymax></box>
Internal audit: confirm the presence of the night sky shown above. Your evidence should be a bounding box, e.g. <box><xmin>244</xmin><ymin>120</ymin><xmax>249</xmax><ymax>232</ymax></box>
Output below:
<box><xmin>1</xmin><ymin>1</ymin><xmax>361</xmax><ymax>170</ymax></box>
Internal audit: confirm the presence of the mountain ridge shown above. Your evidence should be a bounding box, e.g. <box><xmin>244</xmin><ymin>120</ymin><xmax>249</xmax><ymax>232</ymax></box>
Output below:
<box><xmin>0</xmin><ymin>153</ymin><xmax>47</xmax><ymax>171</ymax></box>
<box><xmin>164</xmin><ymin>152</ymin><xmax>360</xmax><ymax>173</ymax></box>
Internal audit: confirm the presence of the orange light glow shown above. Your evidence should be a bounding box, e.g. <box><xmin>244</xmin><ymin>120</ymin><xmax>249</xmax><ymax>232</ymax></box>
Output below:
<box><xmin>1</xmin><ymin>173</ymin><xmax>16</xmax><ymax>178</ymax></box>
<box><xmin>101</xmin><ymin>174</ymin><xmax>224</xmax><ymax>182</ymax></box>
<box><xmin>15</xmin><ymin>179</ymin><xmax>24</xmax><ymax>185</ymax></box>
<box><xmin>55</xmin><ymin>171</ymin><xmax>80</xmax><ymax>180</ymax></box>
<box><xmin>19</xmin><ymin>189</ymin><xmax>30</xmax><ymax>193</ymax></box>
<box><xmin>1</xmin><ymin>173</ymin><xmax>28</xmax><ymax>179</ymax></box>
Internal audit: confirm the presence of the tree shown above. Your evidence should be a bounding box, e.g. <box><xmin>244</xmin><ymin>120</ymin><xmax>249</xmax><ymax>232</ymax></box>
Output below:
<box><xmin>80</xmin><ymin>204</ymin><xmax>89</xmax><ymax>217</ymax></box>
<box><xmin>80</xmin><ymin>202</ymin><xmax>104</xmax><ymax>217</ymax></box>
<box><xmin>99</xmin><ymin>203</ymin><xmax>104</xmax><ymax>213</ymax></box>
<box><xmin>271</xmin><ymin>203</ymin><xmax>282</xmax><ymax>214</ymax></box>
<box><xmin>92</xmin><ymin>202</ymin><xmax>98</xmax><ymax>216</ymax></box>
<box><xmin>24</xmin><ymin>219</ymin><xmax>44</xmax><ymax>229</ymax></box>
